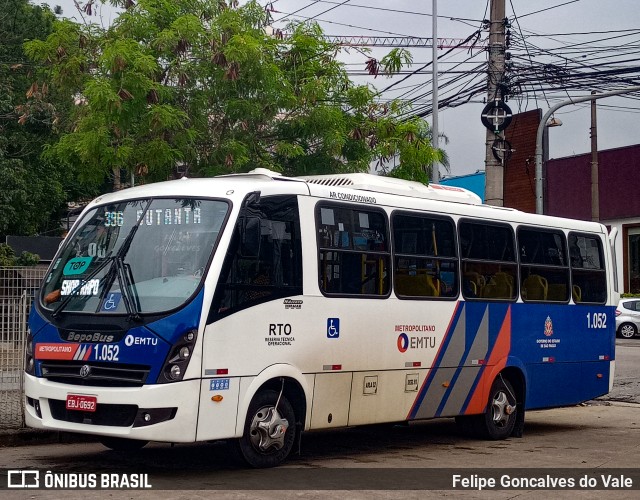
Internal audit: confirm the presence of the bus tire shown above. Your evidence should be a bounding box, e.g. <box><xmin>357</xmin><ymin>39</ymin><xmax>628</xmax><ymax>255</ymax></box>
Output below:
<box><xmin>237</xmin><ymin>389</ymin><xmax>296</xmax><ymax>468</ymax></box>
<box><xmin>617</xmin><ymin>322</ymin><xmax>637</xmax><ymax>339</ymax></box>
<box><xmin>457</xmin><ymin>376</ymin><xmax>517</xmax><ymax>440</ymax></box>
<box><xmin>99</xmin><ymin>436</ymin><xmax>148</xmax><ymax>451</ymax></box>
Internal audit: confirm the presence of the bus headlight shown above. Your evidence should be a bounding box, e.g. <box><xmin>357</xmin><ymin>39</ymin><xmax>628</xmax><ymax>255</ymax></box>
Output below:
<box><xmin>169</xmin><ymin>365</ymin><xmax>181</xmax><ymax>380</ymax></box>
<box><xmin>25</xmin><ymin>330</ymin><xmax>35</xmax><ymax>376</ymax></box>
<box><xmin>158</xmin><ymin>329</ymin><xmax>198</xmax><ymax>383</ymax></box>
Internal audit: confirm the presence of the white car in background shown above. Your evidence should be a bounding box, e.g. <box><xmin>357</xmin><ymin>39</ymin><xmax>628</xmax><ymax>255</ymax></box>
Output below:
<box><xmin>616</xmin><ymin>298</ymin><xmax>640</xmax><ymax>338</ymax></box>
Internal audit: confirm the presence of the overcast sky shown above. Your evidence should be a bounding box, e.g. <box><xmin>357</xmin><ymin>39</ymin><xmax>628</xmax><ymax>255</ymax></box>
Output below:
<box><xmin>51</xmin><ymin>0</ymin><xmax>640</xmax><ymax>177</ymax></box>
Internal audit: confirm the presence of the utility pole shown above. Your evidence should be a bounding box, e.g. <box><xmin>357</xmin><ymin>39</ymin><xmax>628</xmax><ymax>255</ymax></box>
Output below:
<box><xmin>484</xmin><ymin>0</ymin><xmax>506</xmax><ymax>206</ymax></box>
<box><xmin>590</xmin><ymin>91</ymin><xmax>599</xmax><ymax>221</ymax></box>
<box><xmin>431</xmin><ymin>0</ymin><xmax>439</xmax><ymax>183</ymax></box>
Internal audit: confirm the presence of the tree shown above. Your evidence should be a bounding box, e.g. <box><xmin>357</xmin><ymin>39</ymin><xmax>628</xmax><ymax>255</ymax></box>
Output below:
<box><xmin>25</xmin><ymin>0</ymin><xmax>443</xmax><ymax>188</ymax></box>
<box><xmin>377</xmin><ymin>121</ymin><xmax>451</xmax><ymax>184</ymax></box>
<box><xmin>0</xmin><ymin>0</ymin><xmax>73</xmax><ymax>239</ymax></box>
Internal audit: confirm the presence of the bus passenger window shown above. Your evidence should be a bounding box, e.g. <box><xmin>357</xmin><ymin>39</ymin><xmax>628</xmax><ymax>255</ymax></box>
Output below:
<box><xmin>518</xmin><ymin>227</ymin><xmax>569</xmax><ymax>303</ymax></box>
<box><xmin>460</xmin><ymin>220</ymin><xmax>517</xmax><ymax>301</ymax></box>
<box><xmin>316</xmin><ymin>204</ymin><xmax>390</xmax><ymax>296</ymax></box>
<box><xmin>569</xmin><ymin>233</ymin><xmax>606</xmax><ymax>304</ymax></box>
<box><xmin>392</xmin><ymin>213</ymin><xmax>458</xmax><ymax>299</ymax></box>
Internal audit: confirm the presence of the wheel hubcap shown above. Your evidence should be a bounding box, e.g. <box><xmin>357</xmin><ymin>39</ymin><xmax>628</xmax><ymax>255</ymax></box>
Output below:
<box><xmin>491</xmin><ymin>391</ymin><xmax>515</xmax><ymax>428</ymax></box>
<box><xmin>249</xmin><ymin>405</ymin><xmax>289</xmax><ymax>453</ymax></box>
<box><xmin>621</xmin><ymin>325</ymin><xmax>635</xmax><ymax>338</ymax></box>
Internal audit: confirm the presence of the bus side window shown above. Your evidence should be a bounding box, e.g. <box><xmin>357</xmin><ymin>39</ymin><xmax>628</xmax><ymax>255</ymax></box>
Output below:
<box><xmin>518</xmin><ymin>227</ymin><xmax>569</xmax><ymax>303</ymax></box>
<box><xmin>317</xmin><ymin>204</ymin><xmax>390</xmax><ymax>297</ymax></box>
<box><xmin>569</xmin><ymin>233</ymin><xmax>606</xmax><ymax>304</ymax></box>
<box><xmin>460</xmin><ymin>220</ymin><xmax>517</xmax><ymax>301</ymax></box>
<box><xmin>392</xmin><ymin>212</ymin><xmax>458</xmax><ymax>299</ymax></box>
<box><xmin>209</xmin><ymin>196</ymin><xmax>303</xmax><ymax>320</ymax></box>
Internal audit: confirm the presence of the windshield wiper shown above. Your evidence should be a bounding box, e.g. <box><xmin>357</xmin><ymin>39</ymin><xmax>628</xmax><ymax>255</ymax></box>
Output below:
<box><xmin>94</xmin><ymin>201</ymin><xmax>148</xmax><ymax>320</ymax></box>
<box><xmin>114</xmin><ymin>256</ymin><xmax>141</xmax><ymax>321</ymax></box>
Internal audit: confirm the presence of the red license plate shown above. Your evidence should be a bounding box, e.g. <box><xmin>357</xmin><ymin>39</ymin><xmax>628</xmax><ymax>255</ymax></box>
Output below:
<box><xmin>66</xmin><ymin>394</ymin><xmax>97</xmax><ymax>412</ymax></box>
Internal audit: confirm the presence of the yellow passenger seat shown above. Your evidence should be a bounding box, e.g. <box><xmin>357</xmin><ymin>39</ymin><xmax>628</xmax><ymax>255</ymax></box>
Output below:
<box><xmin>572</xmin><ymin>285</ymin><xmax>582</xmax><ymax>303</ymax></box>
<box><xmin>523</xmin><ymin>274</ymin><xmax>548</xmax><ymax>301</ymax></box>
<box><xmin>395</xmin><ymin>273</ymin><xmax>440</xmax><ymax>297</ymax></box>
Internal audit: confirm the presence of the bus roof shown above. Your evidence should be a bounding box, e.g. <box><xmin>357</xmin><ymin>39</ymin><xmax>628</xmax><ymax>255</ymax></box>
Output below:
<box><xmin>298</xmin><ymin>172</ymin><xmax>483</xmax><ymax>205</ymax></box>
<box><xmin>84</xmin><ymin>168</ymin><xmax>606</xmax><ymax>235</ymax></box>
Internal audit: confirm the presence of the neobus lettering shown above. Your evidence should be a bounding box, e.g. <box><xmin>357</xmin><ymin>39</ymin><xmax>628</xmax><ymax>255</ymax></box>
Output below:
<box><xmin>269</xmin><ymin>324</ymin><xmax>292</xmax><ymax>336</ymax></box>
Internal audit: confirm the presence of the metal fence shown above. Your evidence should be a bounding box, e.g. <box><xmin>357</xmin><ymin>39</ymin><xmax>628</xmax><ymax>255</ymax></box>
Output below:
<box><xmin>0</xmin><ymin>266</ymin><xmax>47</xmax><ymax>429</ymax></box>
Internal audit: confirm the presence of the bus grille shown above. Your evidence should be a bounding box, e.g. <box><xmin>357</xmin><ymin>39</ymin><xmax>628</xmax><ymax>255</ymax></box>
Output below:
<box><xmin>49</xmin><ymin>399</ymin><xmax>137</xmax><ymax>427</ymax></box>
<box><xmin>40</xmin><ymin>361</ymin><xmax>150</xmax><ymax>387</ymax></box>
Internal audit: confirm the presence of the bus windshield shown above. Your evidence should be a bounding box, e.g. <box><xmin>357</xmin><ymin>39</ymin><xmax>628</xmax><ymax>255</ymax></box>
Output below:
<box><xmin>41</xmin><ymin>198</ymin><xmax>229</xmax><ymax>315</ymax></box>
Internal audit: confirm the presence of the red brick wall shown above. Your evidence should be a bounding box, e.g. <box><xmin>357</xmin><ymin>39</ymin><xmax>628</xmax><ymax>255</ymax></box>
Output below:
<box><xmin>503</xmin><ymin>109</ymin><xmax>542</xmax><ymax>213</ymax></box>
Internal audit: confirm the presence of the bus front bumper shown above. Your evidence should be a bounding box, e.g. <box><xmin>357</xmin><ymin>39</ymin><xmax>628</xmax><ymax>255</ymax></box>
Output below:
<box><xmin>23</xmin><ymin>373</ymin><xmax>201</xmax><ymax>443</ymax></box>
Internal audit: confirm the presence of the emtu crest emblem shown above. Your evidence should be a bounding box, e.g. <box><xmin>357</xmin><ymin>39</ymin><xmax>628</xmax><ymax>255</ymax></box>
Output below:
<box><xmin>544</xmin><ymin>316</ymin><xmax>554</xmax><ymax>337</ymax></box>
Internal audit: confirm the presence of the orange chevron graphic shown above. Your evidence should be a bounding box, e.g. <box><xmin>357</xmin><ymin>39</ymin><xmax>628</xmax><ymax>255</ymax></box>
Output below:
<box><xmin>464</xmin><ymin>306</ymin><xmax>512</xmax><ymax>415</ymax></box>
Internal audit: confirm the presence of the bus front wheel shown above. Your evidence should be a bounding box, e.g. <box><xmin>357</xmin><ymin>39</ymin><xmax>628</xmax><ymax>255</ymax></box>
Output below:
<box><xmin>457</xmin><ymin>376</ymin><xmax>517</xmax><ymax>440</ymax></box>
<box><xmin>237</xmin><ymin>389</ymin><xmax>296</xmax><ymax>468</ymax></box>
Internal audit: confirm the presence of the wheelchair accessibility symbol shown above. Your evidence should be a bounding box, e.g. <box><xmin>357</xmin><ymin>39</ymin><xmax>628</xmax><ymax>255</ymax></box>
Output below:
<box><xmin>327</xmin><ymin>318</ymin><xmax>340</xmax><ymax>339</ymax></box>
<box><xmin>101</xmin><ymin>292</ymin><xmax>121</xmax><ymax>312</ymax></box>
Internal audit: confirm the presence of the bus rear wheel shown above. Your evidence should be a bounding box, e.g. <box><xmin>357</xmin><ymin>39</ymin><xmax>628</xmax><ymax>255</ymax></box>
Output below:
<box><xmin>99</xmin><ymin>436</ymin><xmax>148</xmax><ymax>452</ymax></box>
<box><xmin>237</xmin><ymin>389</ymin><xmax>296</xmax><ymax>468</ymax></box>
<box><xmin>457</xmin><ymin>376</ymin><xmax>517</xmax><ymax>440</ymax></box>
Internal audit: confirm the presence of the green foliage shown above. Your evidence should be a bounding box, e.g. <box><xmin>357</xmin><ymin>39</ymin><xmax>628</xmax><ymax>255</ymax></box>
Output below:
<box><xmin>0</xmin><ymin>244</ymin><xmax>16</xmax><ymax>266</ymax></box>
<box><xmin>0</xmin><ymin>244</ymin><xmax>39</xmax><ymax>266</ymax></box>
<box><xmin>17</xmin><ymin>251</ymin><xmax>40</xmax><ymax>266</ymax></box>
<box><xmin>24</xmin><ymin>0</ymin><xmax>443</xmax><ymax>188</ymax></box>
<box><xmin>0</xmin><ymin>0</ymin><xmax>79</xmax><ymax>240</ymax></box>
<box><xmin>380</xmin><ymin>48</ymin><xmax>413</xmax><ymax>76</ymax></box>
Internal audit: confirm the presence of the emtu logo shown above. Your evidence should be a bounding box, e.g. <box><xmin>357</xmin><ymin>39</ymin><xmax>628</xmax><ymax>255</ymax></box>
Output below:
<box><xmin>397</xmin><ymin>333</ymin><xmax>409</xmax><ymax>353</ymax></box>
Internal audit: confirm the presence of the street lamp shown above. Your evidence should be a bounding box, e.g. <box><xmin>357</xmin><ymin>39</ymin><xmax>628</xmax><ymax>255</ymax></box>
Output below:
<box><xmin>546</xmin><ymin>117</ymin><xmax>562</xmax><ymax>128</ymax></box>
<box><xmin>535</xmin><ymin>86</ymin><xmax>640</xmax><ymax>214</ymax></box>
<box><xmin>539</xmin><ymin>116</ymin><xmax>563</xmax><ymax>215</ymax></box>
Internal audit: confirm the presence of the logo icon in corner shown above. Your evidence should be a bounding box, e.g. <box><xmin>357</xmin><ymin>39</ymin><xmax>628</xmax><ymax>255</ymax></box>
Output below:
<box><xmin>79</xmin><ymin>365</ymin><xmax>91</xmax><ymax>378</ymax></box>
<box><xmin>7</xmin><ymin>470</ymin><xmax>39</xmax><ymax>488</ymax></box>
<box><xmin>544</xmin><ymin>315</ymin><xmax>554</xmax><ymax>337</ymax></box>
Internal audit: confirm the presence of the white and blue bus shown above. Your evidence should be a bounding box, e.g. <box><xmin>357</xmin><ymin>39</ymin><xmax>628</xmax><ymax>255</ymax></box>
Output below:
<box><xmin>24</xmin><ymin>169</ymin><xmax>617</xmax><ymax>467</ymax></box>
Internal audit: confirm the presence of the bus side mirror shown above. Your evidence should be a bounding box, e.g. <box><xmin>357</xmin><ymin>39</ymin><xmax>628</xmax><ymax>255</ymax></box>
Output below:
<box><xmin>240</xmin><ymin>217</ymin><xmax>261</xmax><ymax>258</ymax></box>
